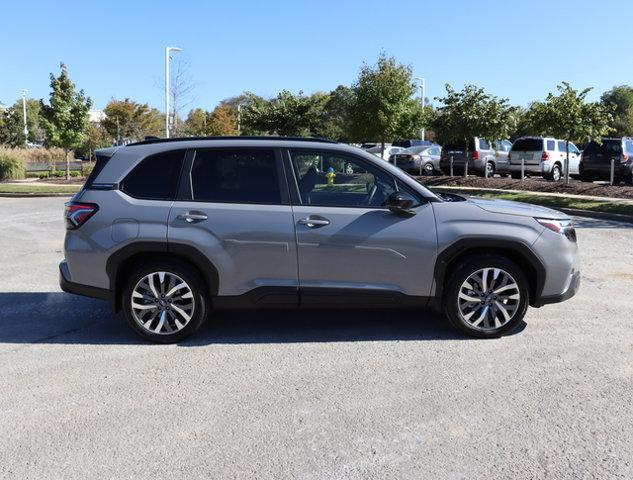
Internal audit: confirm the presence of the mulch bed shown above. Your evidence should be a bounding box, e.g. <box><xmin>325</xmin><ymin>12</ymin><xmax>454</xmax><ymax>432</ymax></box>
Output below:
<box><xmin>416</xmin><ymin>176</ymin><xmax>633</xmax><ymax>200</ymax></box>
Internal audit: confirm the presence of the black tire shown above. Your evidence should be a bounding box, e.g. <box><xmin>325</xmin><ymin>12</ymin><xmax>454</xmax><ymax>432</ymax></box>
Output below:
<box><xmin>122</xmin><ymin>259</ymin><xmax>209</xmax><ymax>343</ymax></box>
<box><xmin>443</xmin><ymin>255</ymin><xmax>530</xmax><ymax>338</ymax></box>
<box><xmin>510</xmin><ymin>171</ymin><xmax>522</xmax><ymax>179</ymax></box>
<box><xmin>422</xmin><ymin>162</ymin><xmax>435</xmax><ymax>176</ymax></box>
<box><xmin>547</xmin><ymin>163</ymin><xmax>562</xmax><ymax>181</ymax></box>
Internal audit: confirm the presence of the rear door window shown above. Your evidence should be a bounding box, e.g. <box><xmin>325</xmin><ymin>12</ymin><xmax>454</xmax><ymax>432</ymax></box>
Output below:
<box><xmin>121</xmin><ymin>149</ymin><xmax>185</xmax><ymax>200</ymax></box>
<box><xmin>191</xmin><ymin>149</ymin><xmax>281</xmax><ymax>204</ymax></box>
<box><xmin>557</xmin><ymin>141</ymin><xmax>566</xmax><ymax>152</ymax></box>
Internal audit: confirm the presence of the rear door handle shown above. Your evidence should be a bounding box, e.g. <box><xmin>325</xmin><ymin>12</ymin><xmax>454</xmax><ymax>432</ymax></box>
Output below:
<box><xmin>298</xmin><ymin>216</ymin><xmax>330</xmax><ymax>228</ymax></box>
<box><xmin>177</xmin><ymin>211</ymin><xmax>208</xmax><ymax>223</ymax></box>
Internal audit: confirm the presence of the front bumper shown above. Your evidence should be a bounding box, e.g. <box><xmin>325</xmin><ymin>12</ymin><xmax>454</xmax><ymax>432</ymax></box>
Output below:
<box><xmin>534</xmin><ymin>270</ymin><xmax>580</xmax><ymax>307</ymax></box>
<box><xmin>59</xmin><ymin>260</ymin><xmax>111</xmax><ymax>302</ymax></box>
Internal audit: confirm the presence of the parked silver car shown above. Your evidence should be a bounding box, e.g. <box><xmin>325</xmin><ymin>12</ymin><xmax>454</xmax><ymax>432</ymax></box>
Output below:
<box><xmin>60</xmin><ymin>137</ymin><xmax>580</xmax><ymax>342</ymax></box>
<box><xmin>390</xmin><ymin>144</ymin><xmax>442</xmax><ymax>175</ymax></box>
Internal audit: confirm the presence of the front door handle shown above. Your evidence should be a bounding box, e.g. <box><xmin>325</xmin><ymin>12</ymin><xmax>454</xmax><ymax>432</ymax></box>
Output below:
<box><xmin>298</xmin><ymin>216</ymin><xmax>330</xmax><ymax>228</ymax></box>
<box><xmin>177</xmin><ymin>211</ymin><xmax>208</xmax><ymax>223</ymax></box>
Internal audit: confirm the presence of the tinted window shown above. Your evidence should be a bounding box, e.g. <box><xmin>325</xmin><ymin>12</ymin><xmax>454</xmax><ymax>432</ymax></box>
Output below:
<box><xmin>191</xmin><ymin>149</ymin><xmax>280</xmax><ymax>204</ymax></box>
<box><xmin>583</xmin><ymin>142</ymin><xmax>597</xmax><ymax>155</ymax></box>
<box><xmin>512</xmin><ymin>138</ymin><xmax>544</xmax><ymax>151</ymax></box>
<box><xmin>478</xmin><ymin>139</ymin><xmax>491</xmax><ymax>150</ymax></box>
<box><xmin>557</xmin><ymin>140</ymin><xmax>566</xmax><ymax>152</ymax></box>
<box><xmin>603</xmin><ymin>140</ymin><xmax>622</xmax><ymax>155</ymax></box>
<box><xmin>625</xmin><ymin>140</ymin><xmax>633</xmax><ymax>154</ymax></box>
<box><xmin>290</xmin><ymin>150</ymin><xmax>396</xmax><ymax>208</ymax></box>
<box><xmin>546</xmin><ymin>140</ymin><xmax>554</xmax><ymax>151</ymax></box>
<box><xmin>445</xmin><ymin>139</ymin><xmax>476</xmax><ymax>151</ymax></box>
<box><xmin>122</xmin><ymin>150</ymin><xmax>185</xmax><ymax>200</ymax></box>
<box><xmin>568</xmin><ymin>143</ymin><xmax>580</xmax><ymax>155</ymax></box>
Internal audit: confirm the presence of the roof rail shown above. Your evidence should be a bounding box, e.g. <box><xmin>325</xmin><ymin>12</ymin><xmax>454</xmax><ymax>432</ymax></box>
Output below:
<box><xmin>127</xmin><ymin>135</ymin><xmax>338</xmax><ymax>146</ymax></box>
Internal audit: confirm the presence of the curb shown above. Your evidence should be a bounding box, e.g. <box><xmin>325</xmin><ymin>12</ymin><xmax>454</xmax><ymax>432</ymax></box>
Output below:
<box><xmin>0</xmin><ymin>192</ymin><xmax>76</xmax><ymax>198</ymax></box>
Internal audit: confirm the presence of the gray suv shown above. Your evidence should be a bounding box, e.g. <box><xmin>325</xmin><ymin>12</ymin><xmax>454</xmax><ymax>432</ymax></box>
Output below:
<box><xmin>60</xmin><ymin>137</ymin><xmax>580</xmax><ymax>343</ymax></box>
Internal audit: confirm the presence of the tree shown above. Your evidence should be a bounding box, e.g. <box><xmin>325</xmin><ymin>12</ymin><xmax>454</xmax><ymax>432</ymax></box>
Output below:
<box><xmin>314</xmin><ymin>85</ymin><xmax>356</xmax><ymax>142</ymax></box>
<box><xmin>102</xmin><ymin>99</ymin><xmax>163</xmax><ymax>143</ymax></box>
<box><xmin>0</xmin><ymin>98</ymin><xmax>45</xmax><ymax>147</ymax></box>
<box><xmin>40</xmin><ymin>63</ymin><xmax>92</xmax><ymax>179</ymax></box>
<box><xmin>184</xmin><ymin>105</ymin><xmax>237</xmax><ymax>136</ymax></box>
<box><xmin>601</xmin><ymin>85</ymin><xmax>633</xmax><ymax>136</ymax></box>
<box><xmin>77</xmin><ymin>123</ymin><xmax>111</xmax><ymax>160</ymax></box>
<box><xmin>429</xmin><ymin>84</ymin><xmax>513</xmax><ymax>163</ymax></box>
<box><xmin>241</xmin><ymin>90</ymin><xmax>326</xmax><ymax>136</ymax></box>
<box><xmin>529</xmin><ymin>82</ymin><xmax>614</xmax><ymax>183</ymax></box>
<box><xmin>169</xmin><ymin>58</ymin><xmax>196</xmax><ymax>136</ymax></box>
<box><xmin>349</xmin><ymin>53</ymin><xmax>425</xmax><ymax>156</ymax></box>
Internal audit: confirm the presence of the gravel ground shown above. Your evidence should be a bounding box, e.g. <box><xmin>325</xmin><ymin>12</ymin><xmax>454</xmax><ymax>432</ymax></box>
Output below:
<box><xmin>0</xmin><ymin>197</ymin><xmax>631</xmax><ymax>480</ymax></box>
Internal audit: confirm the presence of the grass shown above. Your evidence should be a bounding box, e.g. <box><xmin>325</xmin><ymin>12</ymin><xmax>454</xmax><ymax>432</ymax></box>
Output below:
<box><xmin>432</xmin><ymin>188</ymin><xmax>633</xmax><ymax>216</ymax></box>
<box><xmin>0</xmin><ymin>184</ymin><xmax>81</xmax><ymax>194</ymax></box>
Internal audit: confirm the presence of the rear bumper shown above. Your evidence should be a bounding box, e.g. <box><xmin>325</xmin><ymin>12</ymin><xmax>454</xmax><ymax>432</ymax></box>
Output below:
<box><xmin>59</xmin><ymin>260</ymin><xmax>111</xmax><ymax>302</ymax></box>
<box><xmin>533</xmin><ymin>270</ymin><xmax>580</xmax><ymax>307</ymax></box>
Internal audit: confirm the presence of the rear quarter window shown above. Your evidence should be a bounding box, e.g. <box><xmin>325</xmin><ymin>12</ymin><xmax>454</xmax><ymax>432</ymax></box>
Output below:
<box><xmin>121</xmin><ymin>150</ymin><xmax>185</xmax><ymax>200</ymax></box>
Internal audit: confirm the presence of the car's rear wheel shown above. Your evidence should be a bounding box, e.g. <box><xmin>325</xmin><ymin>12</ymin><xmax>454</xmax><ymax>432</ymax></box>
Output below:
<box><xmin>548</xmin><ymin>164</ymin><xmax>562</xmax><ymax>181</ymax></box>
<box><xmin>122</xmin><ymin>260</ymin><xmax>208</xmax><ymax>343</ymax></box>
<box><xmin>484</xmin><ymin>161</ymin><xmax>495</xmax><ymax>177</ymax></box>
<box><xmin>444</xmin><ymin>256</ymin><xmax>529</xmax><ymax>338</ymax></box>
<box><xmin>422</xmin><ymin>162</ymin><xmax>434</xmax><ymax>176</ymax></box>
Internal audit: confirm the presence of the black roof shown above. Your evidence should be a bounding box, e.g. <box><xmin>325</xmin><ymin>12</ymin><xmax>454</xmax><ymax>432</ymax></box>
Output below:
<box><xmin>127</xmin><ymin>135</ymin><xmax>338</xmax><ymax>146</ymax></box>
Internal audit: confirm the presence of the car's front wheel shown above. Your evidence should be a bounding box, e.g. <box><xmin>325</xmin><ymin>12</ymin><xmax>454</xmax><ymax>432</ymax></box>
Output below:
<box><xmin>122</xmin><ymin>259</ymin><xmax>209</xmax><ymax>343</ymax></box>
<box><xmin>444</xmin><ymin>256</ymin><xmax>529</xmax><ymax>338</ymax></box>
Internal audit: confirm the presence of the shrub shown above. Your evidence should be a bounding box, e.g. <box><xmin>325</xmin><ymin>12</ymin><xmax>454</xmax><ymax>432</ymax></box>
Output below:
<box><xmin>38</xmin><ymin>172</ymin><xmax>50</xmax><ymax>179</ymax></box>
<box><xmin>0</xmin><ymin>151</ymin><xmax>26</xmax><ymax>180</ymax></box>
<box><xmin>81</xmin><ymin>163</ymin><xmax>94</xmax><ymax>178</ymax></box>
<box><xmin>53</xmin><ymin>170</ymin><xmax>65</xmax><ymax>178</ymax></box>
<box><xmin>69</xmin><ymin>170</ymin><xmax>80</xmax><ymax>177</ymax></box>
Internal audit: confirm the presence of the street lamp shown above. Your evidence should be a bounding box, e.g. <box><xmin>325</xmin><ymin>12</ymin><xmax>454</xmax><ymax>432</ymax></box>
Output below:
<box><xmin>165</xmin><ymin>46</ymin><xmax>182</xmax><ymax>138</ymax></box>
<box><xmin>414</xmin><ymin>76</ymin><xmax>425</xmax><ymax>141</ymax></box>
<box><xmin>22</xmin><ymin>89</ymin><xmax>28</xmax><ymax>146</ymax></box>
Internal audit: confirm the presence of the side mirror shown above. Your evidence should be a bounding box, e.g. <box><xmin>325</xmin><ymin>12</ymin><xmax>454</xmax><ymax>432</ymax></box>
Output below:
<box><xmin>385</xmin><ymin>192</ymin><xmax>417</xmax><ymax>217</ymax></box>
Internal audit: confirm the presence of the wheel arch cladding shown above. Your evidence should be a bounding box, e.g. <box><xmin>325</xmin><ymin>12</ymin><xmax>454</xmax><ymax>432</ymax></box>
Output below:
<box><xmin>105</xmin><ymin>241</ymin><xmax>219</xmax><ymax>311</ymax></box>
<box><xmin>433</xmin><ymin>238</ymin><xmax>546</xmax><ymax>306</ymax></box>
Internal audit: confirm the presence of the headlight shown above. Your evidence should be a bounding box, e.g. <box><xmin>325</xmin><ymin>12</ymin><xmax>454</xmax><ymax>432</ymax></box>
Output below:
<box><xmin>535</xmin><ymin>218</ymin><xmax>576</xmax><ymax>242</ymax></box>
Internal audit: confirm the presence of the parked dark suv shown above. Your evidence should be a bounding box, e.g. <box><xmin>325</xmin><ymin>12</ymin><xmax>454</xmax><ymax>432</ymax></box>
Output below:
<box><xmin>579</xmin><ymin>137</ymin><xmax>633</xmax><ymax>184</ymax></box>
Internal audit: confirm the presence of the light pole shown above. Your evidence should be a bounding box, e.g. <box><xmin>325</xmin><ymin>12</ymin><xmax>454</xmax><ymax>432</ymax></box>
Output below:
<box><xmin>165</xmin><ymin>46</ymin><xmax>182</xmax><ymax>138</ymax></box>
<box><xmin>414</xmin><ymin>76</ymin><xmax>425</xmax><ymax>141</ymax></box>
<box><xmin>21</xmin><ymin>89</ymin><xmax>28</xmax><ymax>146</ymax></box>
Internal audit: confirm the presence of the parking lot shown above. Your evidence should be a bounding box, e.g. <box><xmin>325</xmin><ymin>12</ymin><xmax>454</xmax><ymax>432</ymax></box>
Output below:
<box><xmin>1</xmin><ymin>196</ymin><xmax>632</xmax><ymax>479</ymax></box>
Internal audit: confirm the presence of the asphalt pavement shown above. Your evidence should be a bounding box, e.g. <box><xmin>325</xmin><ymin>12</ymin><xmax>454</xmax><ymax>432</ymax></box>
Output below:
<box><xmin>0</xmin><ymin>197</ymin><xmax>631</xmax><ymax>479</ymax></box>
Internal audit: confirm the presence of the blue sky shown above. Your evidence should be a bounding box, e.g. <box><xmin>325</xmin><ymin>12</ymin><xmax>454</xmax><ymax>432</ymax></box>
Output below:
<box><xmin>1</xmin><ymin>0</ymin><xmax>631</xmax><ymax>112</ymax></box>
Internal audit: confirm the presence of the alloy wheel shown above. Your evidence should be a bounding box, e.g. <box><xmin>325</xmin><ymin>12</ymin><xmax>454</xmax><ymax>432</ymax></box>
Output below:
<box><xmin>457</xmin><ymin>267</ymin><xmax>520</xmax><ymax>331</ymax></box>
<box><xmin>130</xmin><ymin>271</ymin><xmax>195</xmax><ymax>335</ymax></box>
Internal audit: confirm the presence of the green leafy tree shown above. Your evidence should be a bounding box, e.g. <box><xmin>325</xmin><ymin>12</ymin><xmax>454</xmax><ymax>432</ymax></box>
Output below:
<box><xmin>314</xmin><ymin>85</ymin><xmax>356</xmax><ymax>142</ymax></box>
<box><xmin>77</xmin><ymin>123</ymin><xmax>111</xmax><ymax>160</ymax></box>
<box><xmin>40</xmin><ymin>63</ymin><xmax>92</xmax><ymax>179</ymax></box>
<box><xmin>102</xmin><ymin>98</ymin><xmax>163</xmax><ymax>143</ymax></box>
<box><xmin>0</xmin><ymin>98</ymin><xmax>45</xmax><ymax>147</ymax></box>
<box><xmin>349</xmin><ymin>53</ymin><xmax>426</xmax><ymax>156</ymax></box>
<box><xmin>601</xmin><ymin>85</ymin><xmax>633</xmax><ymax>136</ymax></box>
<box><xmin>241</xmin><ymin>90</ymin><xmax>326</xmax><ymax>136</ymax></box>
<box><xmin>184</xmin><ymin>108</ymin><xmax>208</xmax><ymax>136</ymax></box>
<box><xmin>429</xmin><ymin>84</ymin><xmax>513</xmax><ymax>162</ymax></box>
<box><xmin>528</xmin><ymin>82</ymin><xmax>614</xmax><ymax>183</ymax></box>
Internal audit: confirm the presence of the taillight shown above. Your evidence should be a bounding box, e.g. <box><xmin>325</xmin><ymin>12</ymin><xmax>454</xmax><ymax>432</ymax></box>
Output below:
<box><xmin>541</xmin><ymin>151</ymin><xmax>550</xmax><ymax>161</ymax></box>
<box><xmin>65</xmin><ymin>202</ymin><xmax>99</xmax><ymax>230</ymax></box>
<box><xmin>622</xmin><ymin>153</ymin><xmax>629</xmax><ymax>164</ymax></box>
<box><xmin>471</xmin><ymin>151</ymin><xmax>480</xmax><ymax>160</ymax></box>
